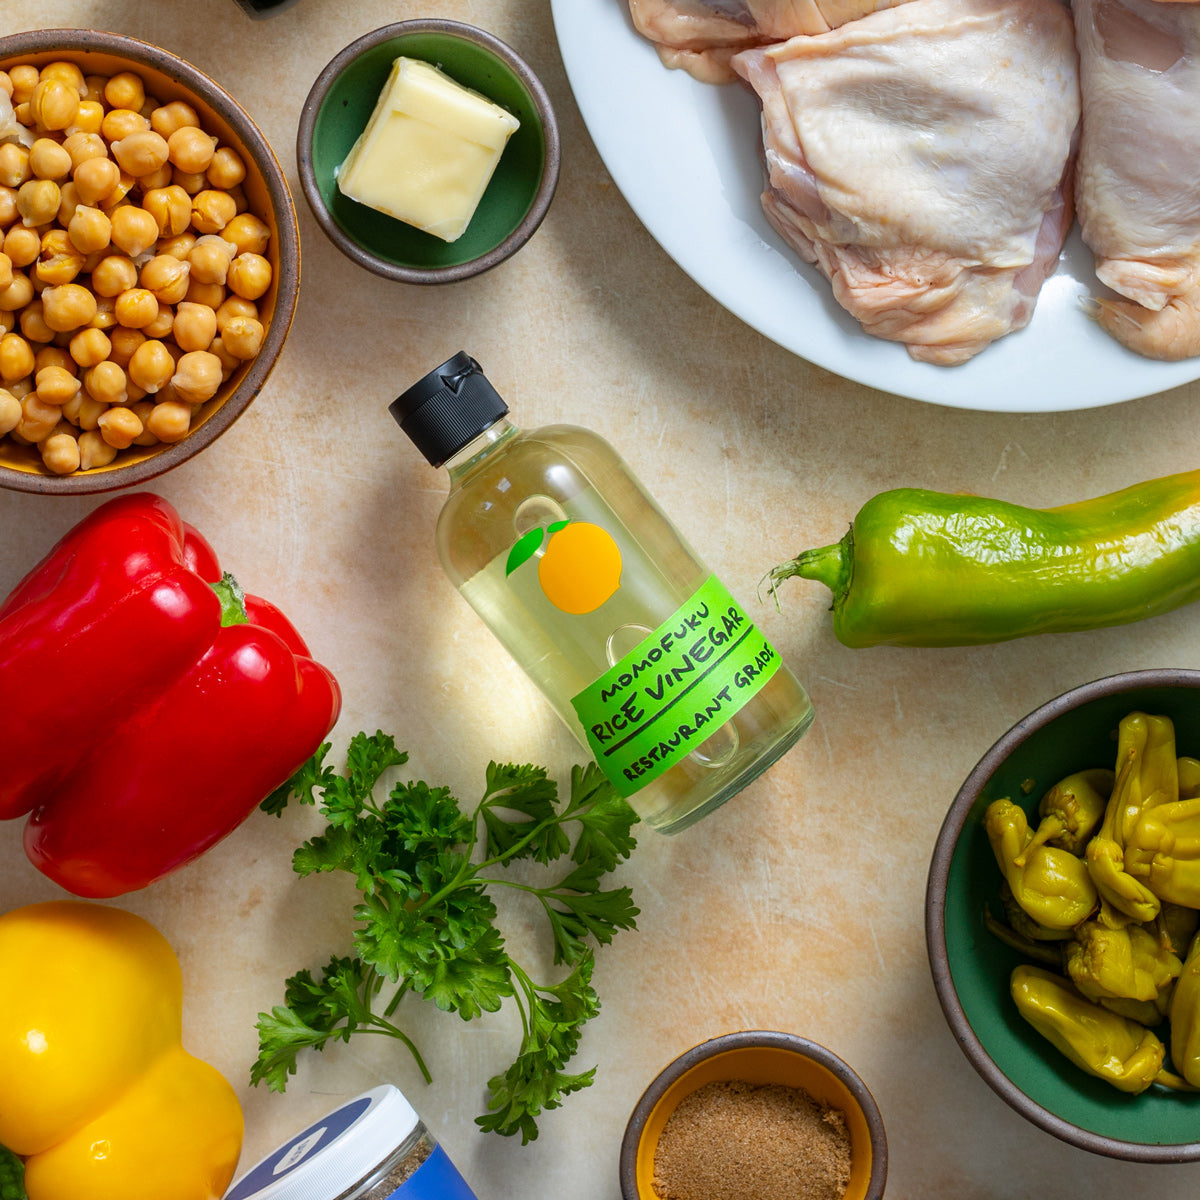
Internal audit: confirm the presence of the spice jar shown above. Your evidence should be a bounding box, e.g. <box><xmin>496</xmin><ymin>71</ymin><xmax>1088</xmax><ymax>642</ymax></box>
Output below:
<box><xmin>223</xmin><ymin>1085</ymin><xmax>479</xmax><ymax>1200</ymax></box>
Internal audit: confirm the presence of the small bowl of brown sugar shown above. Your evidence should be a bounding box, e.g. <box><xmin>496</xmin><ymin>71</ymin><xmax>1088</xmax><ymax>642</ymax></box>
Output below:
<box><xmin>619</xmin><ymin>1030</ymin><xmax>887</xmax><ymax>1200</ymax></box>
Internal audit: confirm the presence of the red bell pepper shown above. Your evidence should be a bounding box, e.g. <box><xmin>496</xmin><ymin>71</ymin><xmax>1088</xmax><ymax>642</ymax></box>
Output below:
<box><xmin>0</xmin><ymin>493</ymin><xmax>341</xmax><ymax>898</ymax></box>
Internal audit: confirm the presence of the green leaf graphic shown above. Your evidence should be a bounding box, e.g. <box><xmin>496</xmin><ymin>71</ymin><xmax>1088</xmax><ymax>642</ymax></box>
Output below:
<box><xmin>506</xmin><ymin>527</ymin><xmax>546</xmax><ymax>577</ymax></box>
<box><xmin>548</xmin><ymin>520</ymin><xmax>570</xmax><ymax>534</ymax></box>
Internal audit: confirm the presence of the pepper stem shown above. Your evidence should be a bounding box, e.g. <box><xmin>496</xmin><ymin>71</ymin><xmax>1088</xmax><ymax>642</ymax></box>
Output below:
<box><xmin>210</xmin><ymin>572</ymin><xmax>249</xmax><ymax>627</ymax></box>
<box><xmin>761</xmin><ymin>534</ymin><xmax>850</xmax><ymax>606</ymax></box>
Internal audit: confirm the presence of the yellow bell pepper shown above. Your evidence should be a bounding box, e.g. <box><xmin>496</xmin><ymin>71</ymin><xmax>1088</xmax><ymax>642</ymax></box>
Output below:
<box><xmin>0</xmin><ymin>901</ymin><xmax>243</xmax><ymax>1200</ymax></box>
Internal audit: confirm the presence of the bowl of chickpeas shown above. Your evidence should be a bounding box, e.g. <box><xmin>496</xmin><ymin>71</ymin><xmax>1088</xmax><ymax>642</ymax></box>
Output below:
<box><xmin>0</xmin><ymin>28</ymin><xmax>299</xmax><ymax>492</ymax></box>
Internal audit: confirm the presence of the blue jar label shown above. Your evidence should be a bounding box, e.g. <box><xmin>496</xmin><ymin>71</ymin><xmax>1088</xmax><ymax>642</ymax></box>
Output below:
<box><xmin>387</xmin><ymin>1144</ymin><xmax>478</xmax><ymax>1200</ymax></box>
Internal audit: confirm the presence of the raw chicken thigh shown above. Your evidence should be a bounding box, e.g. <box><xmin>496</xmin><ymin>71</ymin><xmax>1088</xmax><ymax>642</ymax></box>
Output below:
<box><xmin>1075</xmin><ymin>0</ymin><xmax>1200</xmax><ymax>360</ymax></box>
<box><xmin>732</xmin><ymin>0</ymin><xmax>1079</xmax><ymax>365</ymax></box>
<box><xmin>628</xmin><ymin>0</ymin><xmax>917</xmax><ymax>82</ymax></box>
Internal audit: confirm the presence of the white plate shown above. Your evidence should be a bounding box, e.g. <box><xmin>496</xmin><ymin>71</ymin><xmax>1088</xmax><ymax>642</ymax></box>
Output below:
<box><xmin>551</xmin><ymin>1</ymin><xmax>1200</xmax><ymax>412</ymax></box>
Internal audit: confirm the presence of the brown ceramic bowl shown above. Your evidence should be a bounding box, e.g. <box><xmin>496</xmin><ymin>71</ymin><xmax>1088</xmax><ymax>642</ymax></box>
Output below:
<box><xmin>620</xmin><ymin>1030</ymin><xmax>887</xmax><ymax>1200</ymax></box>
<box><xmin>0</xmin><ymin>28</ymin><xmax>299</xmax><ymax>495</ymax></box>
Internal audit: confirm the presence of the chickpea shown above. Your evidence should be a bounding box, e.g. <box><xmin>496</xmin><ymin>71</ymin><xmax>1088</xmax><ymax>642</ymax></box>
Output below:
<box><xmin>170</xmin><ymin>349</ymin><xmax>222</xmax><ymax>403</ymax></box>
<box><xmin>0</xmin><ymin>186</ymin><xmax>19</xmax><ymax>227</ymax></box>
<box><xmin>190</xmin><ymin>189</ymin><xmax>236</xmax><ymax>235</ymax></box>
<box><xmin>36</xmin><ymin>231</ymin><xmax>85</xmax><ymax>287</ymax></box>
<box><xmin>18</xmin><ymin>393</ymin><xmax>61</xmax><ymax>442</ymax></box>
<box><xmin>35</xmin><ymin>346</ymin><xmax>75</xmax><ymax>375</ymax></box>
<box><xmin>107</xmin><ymin>327</ymin><xmax>145</xmax><ymax>368</ymax></box>
<box><xmin>158</xmin><ymin>231</ymin><xmax>197</xmax><ymax>260</ymax></box>
<box><xmin>143</xmin><ymin>304</ymin><xmax>175</xmax><ymax>341</ymax></box>
<box><xmin>66</xmin><ymin>101</ymin><xmax>104</xmax><ymax>136</ymax></box>
<box><xmin>127</xmin><ymin>338</ymin><xmax>174</xmax><ymax>393</ymax></box>
<box><xmin>0</xmin><ymin>143</ymin><xmax>31</xmax><ymax>189</ymax></box>
<box><xmin>172</xmin><ymin>302</ymin><xmax>217</xmax><ymax>352</ymax></box>
<box><xmin>139</xmin><ymin>163</ymin><xmax>174</xmax><ymax>192</ymax></box>
<box><xmin>78</xmin><ymin>427</ymin><xmax>118</xmax><ymax>469</ymax></box>
<box><xmin>89</xmin><ymin>294</ymin><xmax>116</xmax><ymax>331</ymax></box>
<box><xmin>221</xmin><ymin>212</ymin><xmax>270</xmax><ymax>257</ymax></box>
<box><xmin>30</xmin><ymin>79</ymin><xmax>78</xmax><ymax>132</ymax></box>
<box><xmin>29</xmin><ymin>138</ymin><xmax>72</xmax><ymax>182</ymax></box>
<box><xmin>145</xmin><ymin>398</ymin><xmax>191</xmax><ymax>442</ymax></box>
<box><xmin>0</xmin><ymin>73</ymin><xmax>12</xmax><ymax>100</ymax></box>
<box><xmin>73</xmin><ymin>156</ymin><xmax>120</xmax><ymax>206</ymax></box>
<box><xmin>62</xmin><ymin>131</ymin><xmax>107</xmax><ymax>169</ymax></box>
<box><xmin>149</xmin><ymin>100</ymin><xmax>199</xmax><ymax>139</ymax></box>
<box><xmin>101</xmin><ymin>108</ymin><xmax>150</xmax><ymax>143</ymax></box>
<box><xmin>0</xmin><ymin>331</ymin><xmax>34</xmax><ymax>382</ymax></box>
<box><xmin>104</xmin><ymin>72</ymin><xmax>145</xmax><ymax>112</ymax></box>
<box><xmin>41</xmin><ymin>282</ymin><xmax>97</xmax><ymax>332</ymax></box>
<box><xmin>0</xmin><ymin>272</ymin><xmax>33</xmax><ymax>312</ymax></box>
<box><xmin>12</xmin><ymin>102</ymin><xmax>33</xmax><ymax>129</ymax></box>
<box><xmin>7</xmin><ymin>376</ymin><xmax>31</xmax><ymax>399</ymax></box>
<box><xmin>125</xmin><ymin>379</ymin><xmax>148</xmax><ymax>403</ymax></box>
<box><xmin>140</xmin><ymin>253</ymin><xmax>190</xmax><ymax>304</ymax></box>
<box><xmin>8</xmin><ymin>66</ymin><xmax>39</xmax><ymax>106</ymax></box>
<box><xmin>172</xmin><ymin>169</ymin><xmax>208</xmax><ymax>196</ymax></box>
<box><xmin>0</xmin><ymin>251</ymin><xmax>10</xmax><ymax>291</ymax></box>
<box><xmin>63</xmin><ymin>391</ymin><xmax>105</xmax><ymax>430</ymax></box>
<box><xmin>113</xmin><ymin>130</ymin><xmax>169</xmax><ymax>178</ymax></box>
<box><xmin>97</xmin><ymin>404</ymin><xmax>144</xmax><ymax>449</ymax></box>
<box><xmin>40</xmin><ymin>62</ymin><xmax>86</xmax><ymax>96</ymax></box>
<box><xmin>18</xmin><ymin>299</ymin><xmax>53</xmax><ymax>343</ymax></box>
<box><xmin>84</xmin><ymin>359</ymin><xmax>127</xmax><ymax>405</ymax></box>
<box><xmin>0</xmin><ymin>387</ymin><xmax>19</xmax><ymax>435</ymax></box>
<box><xmin>109</xmin><ymin>206</ymin><xmax>158</xmax><ymax>258</ymax></box>
<box><xmin>227</xmin><ymin>252</ymin><xmax>271</xmax><ymax>301</ymax></box>
<box><xmin>184</xmin><ymin>279</ymin><xmax>224</xmax><ymax>309</ymax></box>
<box><xmin>98</xmin><ymin>173</ymin><xmax>135</xmax><ymax>210</ymax></box>
<box><xmin>36</xmin><ymin>363</ymin><xmax>81</xmax><ymax>405</ymax></box>
<box><xmin>4</xmin><ymin>225</ymin><xmax>39</xmax><ymax>268</ymax></box>
<box><xmin>69</xmin><ymin>326</ymin><xmax>110</xmax><ymax>368</ymax></box>
<box><xmin>56</xmin><ymin>181</ymin><xmax>82</xmax><ymax>228</ymax></box>
<box><xmin>17</xmin><ymin>179</ymin><xmax>61</xmax><ymax>228</ymax></box>
<box><xmin>114</xmin><ymin>287</ymin><xmax>158</xmax><ymax>329</ymax></box>
<box><xmin>40</xmin><ymin>429</ymin><xmax>82</xmax><ymax>475</ymax></box>
<box><xmin>0</xmin><ymin>310</ymin><xmax>12</xmax><ymax>335</ymax></box>
<box><xmin>206</xmin><ymin>147</ymin><xmax>245</xmax><ymax>190</ymax></box>
<box><xmin>215</xmin><ymin>294</ymin><xmax>257</xmax><ymax>331</ymax></box>
<box><xmin>166</xmin><ymin>125</ymin><xmax>217</xmax><ymax>175</ymax></box>
<box><xmin>67</xmin><ymin>205</ymin><xmax>111</xmax><ymax>255</ymax></box>
<box><xmin>187</xmin><ymin>237</ymin><xmax>232</xmax><ymax>284</ymax></box>
<box><xmin>91</xmin><ymin>254</ymin><xmax>138</xmax><ymax>297</ymax></box>
<box><xmin>143</xmin><ymin>185</ymin><xmax>191</xmax><ymax>237</ymax></box>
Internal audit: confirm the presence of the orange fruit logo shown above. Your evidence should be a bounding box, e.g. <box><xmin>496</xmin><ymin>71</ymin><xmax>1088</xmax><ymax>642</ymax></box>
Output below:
<box><xmin>506</xmin><ymin>520</ymin><xmax>622</xmax><ymax>615</ymax></box>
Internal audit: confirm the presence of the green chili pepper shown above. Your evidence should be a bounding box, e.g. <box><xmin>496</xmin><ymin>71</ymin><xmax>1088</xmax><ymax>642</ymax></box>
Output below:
<box><xmin>767</xmin><ymin>470</ymin><xmax>1200</xmax><ymax>647</ymax></box>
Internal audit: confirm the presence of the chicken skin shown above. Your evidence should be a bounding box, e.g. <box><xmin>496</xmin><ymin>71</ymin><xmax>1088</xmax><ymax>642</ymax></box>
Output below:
<box><xmin>732</xmin><ymin>0</ymin><xmax>1080</xmax><ymax>365</ymax></box>
<box><xmin>628</xmin><ymin>0</ymin><xmax>918</xmax><ymax>82</ymax></box>
<box><xmin>1075</xmin><ymin>0</ymin><xmax>1200</xmax><ymax>360</ymax></box>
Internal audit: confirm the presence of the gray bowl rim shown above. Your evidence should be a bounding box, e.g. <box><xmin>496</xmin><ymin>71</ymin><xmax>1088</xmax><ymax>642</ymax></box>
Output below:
<box><xmin>617</xmin><ymin>1028</ymin><xmax>888</xmax><ymax>1200</ymax></box>
<box><xmin>0</xmin><ymin>26</ymin><xmax>300</xmax><ymax>496</ymax></box>
<box><xmin>296</xmin><ymin>19</ymin><xmax>561</xmax><ymax>285</ymax></box>
<box><xmin>926</xmin><ymin>667</ymin><xmax>1200</xmax><ymax>1163</ymax></box>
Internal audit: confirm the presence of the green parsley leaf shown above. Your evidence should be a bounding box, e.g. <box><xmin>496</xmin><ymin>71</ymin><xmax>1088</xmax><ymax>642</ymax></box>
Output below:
<box><xmin>259</xmin><ymin>741</ymin><xmax>335</xmax><ymax>816</ymax></box>
<box><xmin>252</xmin><ymin>732</ymin><xmax>638</xmax><ymax>1142</ymax></box>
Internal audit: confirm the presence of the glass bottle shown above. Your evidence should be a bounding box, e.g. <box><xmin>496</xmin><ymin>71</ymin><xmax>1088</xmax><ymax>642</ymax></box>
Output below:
<box><xmin>221</xmin><ymin>1085</ymin><xmax>478</xmax><ymax>1200</ymax></box>
<box><xmin>390</xmin><ymin>353</ymin><xmax>814</xmax><ymax>833</ymax></box>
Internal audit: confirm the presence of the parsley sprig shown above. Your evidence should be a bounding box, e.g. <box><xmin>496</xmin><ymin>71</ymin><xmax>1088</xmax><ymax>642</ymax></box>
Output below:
<box><xmin>252</xmin><ymin>732</ymin><xmax>639</xmax><ymax>1142</ymax></box>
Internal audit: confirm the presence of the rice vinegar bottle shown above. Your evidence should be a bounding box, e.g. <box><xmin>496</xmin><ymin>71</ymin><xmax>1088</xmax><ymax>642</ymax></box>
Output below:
<box><xmin>390</xmin><ymin>352</ymin><xmax>813</xmax><ymax>833</ymax></box>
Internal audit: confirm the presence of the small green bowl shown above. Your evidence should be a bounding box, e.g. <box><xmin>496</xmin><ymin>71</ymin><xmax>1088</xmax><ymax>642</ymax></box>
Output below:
<box><xmin>297</xmin><ymin>21</ymin><xmax>559</xmax><ymax>284</ymax></box>
<box><xmin>927</xmin><ymin>668</ymin><xmax>1200</xmax><ymax>1161</ymax></box>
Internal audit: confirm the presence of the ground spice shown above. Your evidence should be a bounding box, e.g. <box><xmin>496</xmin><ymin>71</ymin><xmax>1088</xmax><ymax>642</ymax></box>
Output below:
<box><xmin>652</xmin><ymin>1080</ymin><xmax>852</xmax><ymax>1200</ymax></box>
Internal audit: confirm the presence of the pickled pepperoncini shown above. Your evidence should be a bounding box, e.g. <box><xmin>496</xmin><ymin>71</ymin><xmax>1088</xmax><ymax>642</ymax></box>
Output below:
<box><xmin>985</xmin><ymin>798</ymin><xmax>1097</xmax><ymax>930</ymax></box>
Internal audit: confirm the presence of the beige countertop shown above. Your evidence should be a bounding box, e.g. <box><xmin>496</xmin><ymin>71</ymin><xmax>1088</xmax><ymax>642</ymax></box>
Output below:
<box><xmin>4</xmin><ymin>2</ymin><xmax>1200</xmax><ymax>1198</ymax></box>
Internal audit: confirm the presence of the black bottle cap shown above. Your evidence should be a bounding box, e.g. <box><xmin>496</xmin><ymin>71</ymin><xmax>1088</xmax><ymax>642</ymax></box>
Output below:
<box><xmin>389</xmin><ymin>352</ymin><xmax>509</xmax><ymax>467</ymax></box>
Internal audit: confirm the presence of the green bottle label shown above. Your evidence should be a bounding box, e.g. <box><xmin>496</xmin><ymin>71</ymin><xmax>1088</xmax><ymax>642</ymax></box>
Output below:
<box><xmin>571</xmin><ymin>575</ymin><xmax>781</xmax><ymax>797</ymax></box>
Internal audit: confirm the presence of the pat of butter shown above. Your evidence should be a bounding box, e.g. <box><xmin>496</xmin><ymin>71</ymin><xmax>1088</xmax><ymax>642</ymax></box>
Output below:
<box><xmin>336</xmin><ymin>57</ymin><xmax>521</xmax><ymax>243</ymax></box>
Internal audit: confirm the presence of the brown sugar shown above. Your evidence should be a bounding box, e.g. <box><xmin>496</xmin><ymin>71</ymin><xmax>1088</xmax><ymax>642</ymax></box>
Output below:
<box><xmin>651</xmin><ymin>1079</ymin><xmax>852</xmax><ymax>1200</ymax></box>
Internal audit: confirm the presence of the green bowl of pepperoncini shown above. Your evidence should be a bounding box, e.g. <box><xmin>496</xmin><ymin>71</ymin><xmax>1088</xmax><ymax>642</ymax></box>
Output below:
<box><xmin>927</xmin><ymin>669</ymin><xmax>1200</xmax><ymax>1162</ymax></box>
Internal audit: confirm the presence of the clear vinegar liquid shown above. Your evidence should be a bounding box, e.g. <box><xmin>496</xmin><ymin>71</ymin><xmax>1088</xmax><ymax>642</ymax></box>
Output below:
<box><xmin>441</xmin><ymin>424</ymin><xmax>814</xmax><ymax>833</ymax></box>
